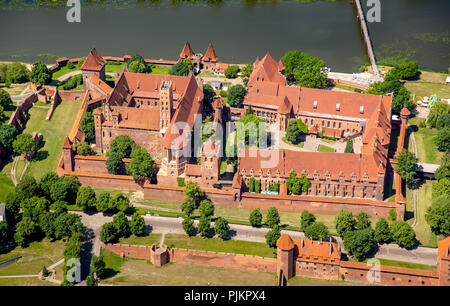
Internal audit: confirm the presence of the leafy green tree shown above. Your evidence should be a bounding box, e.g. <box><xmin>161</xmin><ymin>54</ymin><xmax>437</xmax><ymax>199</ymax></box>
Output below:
<box><xmin>112</xmin><ymin>212</ymin><xmax>130</xmax><ymax>238</ymax></box>
<box><xmin>14</xmin><ymin>217</ymin><xmax>39</xmax><ymax>247</ymax></box>
<box><xmin>199</xmin><ymin>199</ymin><xmax>214</xmax><ymax>218</ymax></box>
<box><xmin>128</xmin><ymin>61</ymin><xmax>148</xmax><ymax>73</ymax></box>
<box><xmin>50</xmin><ymin>201</ymin><xmax>68</xmax><ymax>215</ymax></box>
<box><xmin>240</xmin><ymin>63</ymin><xmax>253</xmax><ymax>85</ymax></box>
<box><xmin>249</xmin><ymin>208</ymin><xmax>263</xmax><ymax>227</ymax></box>
<box><xmin>384</xmin><ymin>61</ymin><xmax>419</xmax><ymax>81</ymax></box>
<box><xmin>53</xmin><ymin>213</ymin><xmax>83</xmax><ymax>240</ymax></box>
<box><xmin>106</xmin><ymin>151</ymin><xmax>124</xmax><ymax>175</ymax></box>
<box><xmin>50</xmin><ymin>180</ymin><xmax>69</xmax><ymax>202</ymax></box>
<box><xmin>76</xmin><ymin>142</ymin><xmax>92</xmax><ymax>156</ymax></box>
<box><xmin>21</xmin><ymin>196</ymin><xmax>50</xmax><ymax>212</ymax></box>
<box><xmin>181</xmin><ymin>197</ymin><xmax>196</xmax><ymax>217</ymax></box>
<box><xmin>76</xmin><ymin>186</ymin><xmax>97</xmax><ymax>211</ymax></box>
<box><xmin>0</xmin><ymin>221</ymin><xmax>8</xmax><ymax>242</ymax></box>
<box><xmin>62</xmin><ymin>175</ymin><xmax>81</xmax><ymax>204</ymax></box>
<box><xmin>111</xmin><ymin>193</ymin><xmax>130</xmax><ymax>212</ymax></box>
<box><xmin>388</xmin><ymin>209</ymin><xmax>397</xmax><ymax>221</ymax></box>
<box><xmin>16</xmin><ymin>176</ymin><xmax>40</xmax><ymax>201</ymax></box>
<box><xmin>266</xmin><ymin>207</ymin><xmax>280</xmax><ymax>228</ymax></box>
<box><xmin>96</xmin><ymin>192</ymin><xmax>112</xmax><ymax>212</ymax></box>
<box><xmin>255</xmin><ymin>179</ymin><xmax>261</xmax><ymax>193</ymax></box>
<box><xmin>281</xmin><ymin>50</ymin><xmax>327</xmax><ymax>88</ymax></box>
<box><xmin>249</xmin><ymin>177</ymin><xmax>255</xmax><ymax>192</ymax></box>
<box><xmin>126</xmin><ymin>147</ymin><xmax>156</xmax><ymax>181</ymax></box>
<box><xmin>236</xmin><ymin>113</ymin><xmax>265</xmax><ymax>147</ymax></box>
<box><xmin>0</xmin><ymin>124</ymin><xmax>17</xmax><ymax>151</ymax></box>
<box><xmin>183</xmin><ymin>181</ymin><xmax>204</xmax><ymax>207</ymax></box>
<box><xmin>425</xmin><ymin>194</ymin><xmax>450</xmax><ymax>235</ymax></box>
<box><xmin>286</xmin><ymin>120</ymin><xmax>300</xmax><ymax>144</ymax></box>
<box><xmin>427</xmin><ymin>101</ymin><xmax>449</xmax><ymax>128</ymax></box>
<box><xmin>130</xmin><ymin>213</ymin><xmax>146</xmax><ymax>236</ymax></box>
<box><xmin>183</xmin><ymin>58</ymin><xmax>193</xmax><ymax>70</ymax></box>
<box><xmin>432</xmin><ymin>178</ymin><xmax>450</xmax><ymax>199</ymax></box>
<box><xmin>80</xmin><ymin>111</ymin><xmax>95</xmax><ymax>143</ymax></box>
<box><xmin>182</xmin><ymin>217</ymin><xmax>195</xmax><ymax>236</ymax></box>
<box><xmin>343</xmin><ymin>228</ymin><xmax>375</xmax><ymax>261</ymax></box>
<box><xmin>0</xmin><ymin>89</ymin><xmax>13</xmax><ymax>110</ymax></box>
<box><xmin>214</xmin><ymin>217</ymin><xmax>229</xmax><ymax>239</ymax></box>
<box><xmin>38</xmin><ymin>212</ymin><xmax>56</xmax><ymax>239</ymax></box>
<box><xmin>355</xmin><ymin>211</ymin><xmax>371</xmax><ymax>230</ymax></box>
<box><xmin>335</xmin><ymin>209</ymin><xmax>356</xmax><ymax>237</ymax></box>
<box><xmin>90</xmin><ymin>255</ymin><xmax>106</xmax><ymax>279</ymax></box>
<box><xmin>6</xmin><ymin>62</ymin><xmax>29</xmax><ymax>83</ymax></box>
<box><xmin>5</xmin><ymin>192</ymin><xmax>21</xmax><ymax>224</ymax></box>
<box><xmin>64</xmin><ymin>232</ymin><xmax>84</xmax><ymax>259</ymax></box>
<box><xmin>38</xmin><ymin>172</ymin><xmax>59</xmax><ymax>201</ymax></box>
<box><xmin>300</xmin><ymin>210</ymin><xmax>316</xmax><ymax>231</ymax></box>
<box><xmin>394</xmin><ymin>149</ymin><xmax>418</xmax><ymax>187</ymax></box>
<box><xmin>436</xmin><ymin>113</ymin><xmax>450</xmax><ymax>130</ymax></box>
<box><xmin>109</xmin><ymin>135</ymin><xmax>137</xmax><ymax>158</ymax></box>
<box><xmin>198</xmin><ymin>215</ymin><xmax>211</xmax><ymax>237</ymax></box>
<box><xmin>390</xmin><ymin>220</ymin><xmax>416</xmax><ymax>248</ymax></box>
<box><xmin>100</xmin><ymin>222</ymin><xmax>118</xmax><ymax>244</ymax></box>
<box><xmin>86</xmin><ymin>272</ymin><xmax>98</xmax><ymax>286</ymax></box>
<box><xmin>225</xmin><ymin>65</ymin><xmax>240</xmax><ymax>79</ymax></box>
<box><xmin>169</xmin><ymin>61</ymin><xmax>190</xmax><ymax>76</ymax></box>
<box><xmin>304</xmin><ymin>222</ymin><xmax>329</xmax><ymax>240</ymax></box>
<box><xmin>13</xmin><ymin>133</ymin><xmax>35</xmax><ymax>160</ymax></box>
<box><xmin>374</xmin><ymin>218</ymin><xmax>392</xmax><ymax>244</ymax></box>
<box><xmin>203</xmin><ymin>83</ymin><xmax>215</xmax><ymax>104</ymax></box>
<box><xmin>435</xmin><ymin>127</ymin><xmax>450</xmax><ymax>152</ymax></box>
<box><xmin>265</xmin><ymin>225</ymin><xmax>281</xmax><ymax>248</ymax></box>
<box><xmin>30</xmin><ymin>61</ymin><xmax>52</xmax><ymax>85</ymax></box>
<box><xmin>344</xmin><ymin>139</ymin><xmax>354</xmax><ymax>153</ymax></box>
<box><xmin>227</xmin><ymin>84</ymin><xmax>247</xmax><ymax>107</ymax></box>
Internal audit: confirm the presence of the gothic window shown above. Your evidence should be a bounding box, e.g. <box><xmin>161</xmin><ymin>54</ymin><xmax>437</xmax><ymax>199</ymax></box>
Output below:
<box><xmin>305</xmin><ymin>118</ymin><xmax>308</xmax><ymax>124</ymax></box>
<box><xmin>333</xmin><ymin>122</ymin><xmax>336</xmax><ymax>128</ymax></box>
<box><xmin>327</xmin><ymin>121</ymin><xmax>330</xmax><ymax>127</ymax></box>
<box><xmin>322</xmin><ymin>120</ymin><xmax>325</xmax><ymax>127</ymax></box>
<box><xmin>339</xmin><ymin>122</ymin><xmax>342</xmax><ymax>129</ymax></box>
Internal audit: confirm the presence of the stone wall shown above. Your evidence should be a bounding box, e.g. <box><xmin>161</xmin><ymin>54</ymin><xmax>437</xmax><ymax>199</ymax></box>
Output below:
<box><xmin>58</xmin><ymin>90</ymin><xmax>86</xmax><ymax>101</ymax></box>
<box><xmin>8</xmin><ymin>93</ymin><xmax>37</xmax><ymax>130</ymax></box>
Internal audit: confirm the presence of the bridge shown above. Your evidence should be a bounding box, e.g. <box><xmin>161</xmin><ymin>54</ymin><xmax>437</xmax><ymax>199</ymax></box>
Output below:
<box><xmin>416</xmin><ymin>163</ymin><xmax>440</xmax><ymax>179</ymax></box>
<box><xmin>354</xmin><ymin>0</ymin><xmax>380</xmax><ymax>77</ymax></box>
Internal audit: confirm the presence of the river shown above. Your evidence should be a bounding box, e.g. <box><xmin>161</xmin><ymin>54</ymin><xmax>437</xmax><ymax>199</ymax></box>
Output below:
<box><xmin>0</xmin><ymin>0</ymin><xmax>448</xmax><ymax>72</ymax></box>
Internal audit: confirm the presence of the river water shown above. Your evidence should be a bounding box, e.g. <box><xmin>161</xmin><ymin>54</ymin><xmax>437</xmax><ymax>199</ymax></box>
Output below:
<box><xmin>0</xmin><ymin>0</ymin><xmax>448</xmax><ymax>72</ymax></box>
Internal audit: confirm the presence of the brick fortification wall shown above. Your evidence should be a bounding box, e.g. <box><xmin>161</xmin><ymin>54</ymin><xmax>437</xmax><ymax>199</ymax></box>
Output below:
<box><xmin>58</xmin><ymin>90</ymin><xmax>86</xmax><ymax>101</ymax></box>
<box><xmin>8</xmin><ymin>93</ymin><xmax>37</xmax><ymax>130</ymax></box>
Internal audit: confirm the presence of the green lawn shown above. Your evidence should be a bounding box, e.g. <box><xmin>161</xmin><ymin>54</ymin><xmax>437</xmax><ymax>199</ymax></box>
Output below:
<box><xmin>19</xmin><ymin>99</ymin><xmax>82</xmax><ymax>180</ymax></box>
<box><xmin>151</xmin><ymin>65</ymin><xmax>171</xmax><ymax>75</ymax></box>
<box><xmin>318</xmin><ymin>145</ymin><xmax>335</xmax><ymax>153</ymax></box>
<box><xmin>105</xmin><ymin>63</ymin><xmax>125</xmax><ymax>74</ymax></box>
<box><xmin>405</xmin><ymin>70</ymin><xmax>450</xmax><ymax>99</ymax></box>
<box><xmin>51</xmin><ymin>65</ymin><xmax>80</xmax><ymax>80</ymax></box>
<box><xmin>0</xmin><ymin>83</ymin><xmax>29</xmax><ymax>96</ymax></box>
<box><xmin>100</xmin><ymin>249</ymin><xmax>278</xmax><ymax>286</ymax></box>
<box><xmin>408</xmin><ymin>117</ymin><xmax>443</xmax><ymax>164</ymax></box>
<box><xmin>118</xmin><ymin>234</ymin><xmax>162</xmax><ymax>246</ymax></box>
<box><xmin>0</xmin><ymin>172</ymin><xmax>14</xmax><ymax>202</ymax></box>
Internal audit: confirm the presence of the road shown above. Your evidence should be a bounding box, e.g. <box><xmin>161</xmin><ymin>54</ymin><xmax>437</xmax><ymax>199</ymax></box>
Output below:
<box><xmin>73</xmin><ymin>211</ymin><xmax>438</xmax><ymax>266</ymax></box>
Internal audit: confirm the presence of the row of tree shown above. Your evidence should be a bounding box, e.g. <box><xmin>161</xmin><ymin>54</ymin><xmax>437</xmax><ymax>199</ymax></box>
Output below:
<box><xmin>100</xmin><ymin>211</ymin><xmax>146</xmax><ymax>243</ymax></box>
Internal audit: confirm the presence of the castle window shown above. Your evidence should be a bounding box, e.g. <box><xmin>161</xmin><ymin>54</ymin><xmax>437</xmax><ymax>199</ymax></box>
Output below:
<box><xmin>339</xmin><ymin>122</ymin><xmax>342</xmax><ymax>128</ymax></box>
<box><xmin>327</xmin><ymin>121</ymin><xmax>330</xmax><ymax>127</ymax></box>
<box><xmin>322</xmin><ymin>120</ymin><xmax>325</xmax><ymax>127</ymax></box>
<box><xmin>333</xmin><ymin>122</ymin><xmax>336</xmax><ymax>128</ymax></box>
<box><xmin>305</xmin><ymin>118</ymin><xmax>308</xmax><ymax>124</ymax></box>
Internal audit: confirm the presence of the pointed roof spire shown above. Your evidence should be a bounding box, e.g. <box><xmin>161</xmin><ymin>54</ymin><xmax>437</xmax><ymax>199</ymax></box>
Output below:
<box><xmin>180</xmin><ymin>41</ymin><xmax>195</xmax><ymax>60</ymax></box>
<box><xmin>203</xmin><ymin>43</ymin><xmax>218</xmax><ymax>62</ymax></box>
<box><xmin>81</xmin><ymin>48</ymin><xmax>105</xmax><ymax>71</ymax></box>
<box><xmin>63</xmin><ymin>136</ymin><xmax>72</xmax><ymax>149</ymax></box>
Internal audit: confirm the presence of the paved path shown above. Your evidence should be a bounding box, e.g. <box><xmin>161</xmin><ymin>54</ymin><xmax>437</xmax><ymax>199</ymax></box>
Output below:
<box><xmin>198</xmin><ymin>76</ymin><xmax>243</xmax><ymax>87</ymax></box>
<box><xmin>72</xmin><ymin>211</ymin><xmax>438</xmax><ymax>266</ymax></box>
<box><xmin>0</xmin><ymin>275</ymin><xmax>39</xmax><ymax>278</ymax></box>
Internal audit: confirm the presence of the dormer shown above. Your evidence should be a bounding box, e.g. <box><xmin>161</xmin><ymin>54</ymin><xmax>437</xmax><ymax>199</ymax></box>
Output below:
<box><xmin>336</xmin><ymin>103</ymin><xmax>340</xmax><ymax>111</ymax></box>
<box><xmin>313</xmin><ymin>100</ymin><xmax>318</xmax><ymax>109</ymax></box>
<box><xmin>360</xmin><ymin>106</ymin><xmax>364</xmax><ymax>114</ymax></box>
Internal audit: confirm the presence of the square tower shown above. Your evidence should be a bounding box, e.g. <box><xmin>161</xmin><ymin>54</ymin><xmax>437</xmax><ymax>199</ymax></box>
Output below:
<box><xmin>159</xmin><ymin>81</ymin><xmax>173</xmax><ymax>131</ymax></box>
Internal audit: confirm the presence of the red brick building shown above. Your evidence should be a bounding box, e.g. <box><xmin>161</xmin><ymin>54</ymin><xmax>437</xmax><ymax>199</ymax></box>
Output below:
<box><xmin>179</xmin><ymin>41</ymin><xmax>227</xmax><ymax>73</ymax></box>
<box><xmin>81</xmin><ymin>48</ymin><xmax>106</xmax><ymax>85</ymax></box>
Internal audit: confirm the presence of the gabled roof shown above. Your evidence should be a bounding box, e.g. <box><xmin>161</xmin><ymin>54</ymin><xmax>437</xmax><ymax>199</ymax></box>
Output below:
<box><xmin>277</xmin><ymin>234</ymin><xmax>295</xmax><ymax>251</ymax></box>
<box><xmin>180</xmin><ymin>41</ymin><xmax>195</xmax><ymax>60</ymax></box>
<box><xmin>203</xmin><ymin>44</ymin><xmax>218</xmax><ymax>62</ymax></box>
<box><xmin>88</xmin><ymin>74</ymin><xmax>113</xmax><ymax>95</ymax></box>
<box><xmin>81</xmin><ymin>48</ymin><xmax>106</xmax><ymax>71</ymax></box>
<box><xmin>247</xmin><ymin>53</ymin><xmax>286</xmax><ymax>87</ymax></box>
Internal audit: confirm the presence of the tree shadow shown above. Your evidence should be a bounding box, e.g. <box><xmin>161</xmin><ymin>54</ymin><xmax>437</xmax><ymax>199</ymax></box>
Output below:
<box><xmin>33</xmin><ymin>150</ymin><xmax>49</xmax><ymax>161</ymax></box>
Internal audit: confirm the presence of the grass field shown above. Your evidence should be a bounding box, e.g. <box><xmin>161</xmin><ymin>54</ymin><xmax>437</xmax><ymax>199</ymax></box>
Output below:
<box><xmin>151</xmin><ymin>65</ymin><xmax>171</xmax><ymax>75</ymax></box>
<box><xmin>0</xmin><ymin>238</ymin><xmax>65</xmax><ymax>277</ymax></box>
<box><xmin>0</xmin><ymin>82</ymin><xmax>29</xmax><ymax>96</ymax></box>
<box><xmin>52</xmin><ymin>65</ymin><xmax>80</xmax><ymax>80</ymax></box>
<box><xmin>0</xmin><ymin>172</ymin><xmax>14</xmax><ymax>202</ymax></box>
<box><xmin>105</xmin><ymin>63</ymin><xmax>125</xmax><ymax>74</ymax></box>
<box><xmin>405</xmin><ymin>71</ymin><xmax>450</xmax><ymax>99</ymax></box>
<box><xmin>408</xmin><ymin>117</ymin><xmax>443</xmax><ymax>164</ymax></box>
<box><xmin>318</xmin><ymin>145</ymin><xmax>335</xmax><ymax>153</ymax></box>
<box><xmin>100</xmin><ymin>249</ymin><xmax>278</xmax><ymax>286</ymax></box>
<box><xmin>119</xmin><ymin>234</ymin><xmax>162</xmax><ymax>246</ymax></box>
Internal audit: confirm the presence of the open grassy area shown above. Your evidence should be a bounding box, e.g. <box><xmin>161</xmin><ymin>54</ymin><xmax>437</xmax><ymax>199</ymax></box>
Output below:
<box><xmin>105</xmin><ymin>63</ymin><xmax>125</xmax><ymax>74</ymax></box>
<box><xmin>0</xmin><ymin>82</ymin><xmax>30</xmax><ymax>96</ymax></box>
<box><xmin>19</xmin><ymin>99</ymin><xmax>82</xmax><ymax>180</ymax></box>
<box><xmin>0</xmin><ymin>238</ymin><xmax>65</xmax><ymax>277</ymax></box>
<box><xmin>0</xmin><ymin>277</ymin><xmax>58</xmax><ymax>286</ymax></box>
<box><xmin>287</xmin><ymin>275</ymin><xmax>370</xmax><ymax>286</ymax></box>
<box><xmin>151</xmin><ymin>65</ymin><xmax>171</xmax><ymax>75</ymax></box>
<box><xmin>0</xmin><ymin>172</ymin><xmax>14</xmax><ymax>202</ymax></box>
<box><xmin>100</xmin><ymin>249</ymin><xmax>278</xmax><ymax>286</ymax></box>
<box><xmin>351</xmin><ymin>257</ymin><xmax>436</xmax><ymax>271</ymax></box>
<box><xmin>118</xmin><ymin>234</ymin><xmax>162</xmax><ymax>246</ymax></box>
<box><xmin>51</xmin><ymin>65</ymin><xmax>80</xmax><ymax>80</ymax></box>
<box><xmin>318</xmin><ymin>145</ymin><xmax>335</xmax><ymax>152</ymax></box>
<box><xmin>408</xmin><ymin>117</ymin><xmax>443</xmax><ymax>164</ymax></box>
<box><xmin>405</xmin><ymin>71</ymin><xmax>450</xmax><ymax>99</ymax></box>
<box><xmin>282</xmin><ymin>136</ymin><xmax>304</xmax><ymax>148</ymax></box>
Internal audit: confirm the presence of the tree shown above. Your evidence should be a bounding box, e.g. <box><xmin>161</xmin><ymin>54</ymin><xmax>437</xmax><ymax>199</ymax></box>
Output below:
<box><xmin>344</xmin><ymin>139</ymin><xmax>354</xmax><ymax>153</ymax></box>
<box><xmin>265</xmin><ymin>225</ymin><xmax>281</xmax><ymax>248</ymax></box>
<box><xmin>225</xmin><ymin>65</ymin><xmax>240</xmax><ymax>79</ymax></box>
<box><xmin>300</xmin><ymin>210</ymin><xmax>316</xmax><ymax>231</ymax></box>
<box><xmin>198</xmin><ymin>215</ymin><xmax>211</xmax><ymax>237</ymax></box>
<box><xmin>394</xmin><ymin>149</ymin><xmax>418</xmax><ymax>187</ymax></box>
<box><xmin>111</xmin><ymin>193</ymin><xmax>130</xmax><ymax>212</ymax></box>
<box><xmin>50</xmin><ymin>180</ymin><xmax>69</xmax><ymax>202</ymax></box>
<box><xmin>227</xmin><ymin>85</ymin><xmax>247</xmax><ymax>107</ymax></box>
<box><xmin>334</xmin><ymin>210</ymin><xmax>356</xmax><ymax>237</ymax></box>
<box><xmin>203</xmin><ymin>83</ymin><xmax>215</xmax><ymax>104</ymax></box>
<box><xmin>90</xmin><ymin>255</ymin><xmax>106</xmax><ymax>279</ymax></box>
<box><xmin>113</xmin><ymin>212</ymin><xmax>130</xmax><ymax>238</ymax></box>
<box><xmin>435</xmin><ymin>155</ymin><xmax>450</xmax><ymax>181</ymax></box>
<box><xmin>0</xmin><ymin>124</ymin><xmax>17</xmax><ymax>151</ymax></box>
<box><xmin>86</xmin><ymin>272</ymin><xmax>98</xmax><ymax>286</ymax></box>
<box><xmin>425</xmin><ymin>194</ymin><xmax>450</xmax><ymax>235</ymax></box>
<box><xmin>384</xmin><ymin>61</ymin><xmax>419</xmax><ymax>81</ymax></box>
<box><xmin>199</xmin><ymin>200</ymin><xmax>214</xmax><ymax>218</ymax></box>
<box><xmin>76</xmin><ymin>186</ymin><xmax>97</xmax><ymax>211</ymax></box>
<box><xmin>436</xmin><ymin>113</ymin><xmax>450</xmax><ymax>130</ymax></box>
<box><xmin>390</xmin><ymin>220</ymin><xmax>416</xmax><ymax>248</ymax></box>
<box><xmin>38</xmin><ymin>212</ymin><xmax>56</xmax><ymax>239</ymax></box>
<box><xmin>30</xmin><ymin>61</ymin><xmax>52</xmax><ymax>85</ymax></box>
<box><xmin>16</xmin><ymin>176</ymin><xmax>40</xmax><ymax>201</ymax></box>
<box><xmin>6</xmin><ymin>62</ymin><xmax>29</xmax><ymax>83</ymax></box>
<box><xmin>240</xmin><ymin>63</ymin><xmax>253</xmax><ymax>85</ymax></box>
<box><xmin>286</xmin><ymin>120</ymin><xmax>300</xmax><ymax>144</ymax></box>
<box><xmin>182</xmin><ymin>217</ymin><xmax>195</xmax><ymax>236</ymax></box>
<box><xmin>0</xmin><ymin>221</ymin><xmax>8</xmax><ymax>242</ymax></box>
<box><xmin>100</xmin><ymin>222</ymin><xmax>118</xmax><ymax>244</ymax></box>
<box><xmin>281</xmin><ymin>50</ymin><xmax>328</xmax><ymax>88</ymax></box>
<box><xmin>214</xmin><ymin>217</ymin><xmax>229</xmax><ymax>239</ymax></box>
<box><xmin>53</xmin><ymin>213</ymin><xmax>83</xmax><ymax>240</ymax></box>
<box><xmin>183</xmin><ymin>181</ymin><xmax>204</xmax><ymax>207</ymax></box>
<box><xmin>13</xmin><ymin>133</ymin><xmax>35</xmax><ymax>160</ymax></box>
<box><xmin>80</xmin><ymin>111</ymin><xmax>95</xmax><ymax>143</ymax></box>
<box><xmin>109</xmin><ymin>135</ymin><xmax>137</xmax><ymax>158</ymax></box>
<box><xmin>355</xmin><ymin>211</ymin><xmax>371</xmax><ymax>230</ymax></box>
<box><xmin>21</xmin><ymin>196</ymin><xmax>50</xmax><ymax>212</ymax></box>
<box><xmin>427</xmin><ymin>101</ymin><xmax>449</xmax><ymax>128</ymax></box>
<box><xmin>266</xmin><ymin>207</ymin><xmax>280</xmax><ymax>228</ymax></box>
<box><xmin>14</xmin><ymin>217</ymin><xmax>39</xmax><ymax>247</ymax></box>
<box><xmin>5</xmin><ymin>192</ymin><xmax>20</xmax><ymax>224</ymax></box>
<box><xmin>181</xmin><ymin>197</ymin><xmax>196</xmax><ymax>217</ymax></box>
<box><xmin>249</xmin><ymin>177</ymin><xmax>255</xmax><ymax>192</ymax></box>
<box><xmin>255</xmin><ymin>179</ymin><xmax>261</xmax><ymax>193</ymax></box>
<box><xmin>126</xmin><ymin>147</ymin><xmax>156</xmax><ymax>181</ymax></box>
<box><xmin>169</xmin><ymin>61</ymin><xmax>190</xmax><ymax>76</ymax></box>
<box><xmin>374</xmin><ymin>218</ymin><xmax>392</xmax><ymax>244</ymax></box>
<box><xmin>130</xmin><ymin>213</ymin><xmax>146</xmax><ymax>236</ymax></box>
<box><xmin>0</xmin><ymin>89</ymin><xmax>13</xmax><ymax>110</ymax></box>
<box><xmin>304</xmin><ymin>222</ymin><xmax>329</xmax><ymax>240</ymax></box>
<box><xmin>106</xmin><ymin>152</ymin><xmax>124</xmax><ymax>175</ymax></box>
<box><xmin>343</xmin><ymin>228</ymin><xmax>375</xmax><ymax>261</ymax></box>
<box><xmin>76</xmin><ymin>142</ymin><xmax>92</xmax><ymax>156</ymax></box>
<box><xmin>432</xmin><ymin>178</ymin><xmax>450</xmax><ymax>199</ymax></box>
<box><xmin>64</xmin><ymin>232</ymin><xmax>84</xmax><ymax>260</ymax></box>
<box><xmin>38</xmin><ymin>172</ymin><xmax>59</xmax><ymax>201</ymax></box>
<box><xmin>96</xmin><ymin>192</ymin><xmax>112</xmax><ymax>212</ymax></box>
<box><xmin>435</xmin><ymin>127</ymin><xmax>450</xmax><ymax>152</ymax></box>
<box><xmin>128</xmin><ymin>61</ymin><xmax>148</xmax><ymax>73</ymax></box>
<box><xmin>249</xmin><ymin>208</ymin><xmax>263</xmax><ymax>227</ymax></box>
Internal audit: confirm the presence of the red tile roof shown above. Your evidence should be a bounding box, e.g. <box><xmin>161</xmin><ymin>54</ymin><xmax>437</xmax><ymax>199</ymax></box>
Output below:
<box><xmin>81</xmin><ymin>48</ymin><xmax>105</xmax><ymax>71</ymax></box>
<box><xmin>180</xmin><ymin>41</ymin><xmax>195</xmax><ymax>60</ymax></box>
<box><xmin>248</xmin><ymin>54</ymin><xmax>286</xmax><ymax>87</ymax></box>
<box><xmin>294</xmin><ymin>239</ymin><xmax>340</xmax><ymax>264</ymax></box>
<box><xmin>217</xmin><ymin>63</ymin><xmax>229</xmax><ymax>73</ymax></box>
<box><xmin>63</xmin><ymin>136</ymin><xmax>72</xmax><ymax>149</ymax></box>
<box><xmin>277</xmin><ymin>234</ymin><xmax>295</xmax><ymax>251</ymax></box>
<box><xmin>88</xmin><ymin>74</ymin><xmax>113</xmax><ymax>95</ymax></box>
<box><xmin>107</xmin><ymin>106</ymin><xmax>160</xmax><ymax>131</ymax></box>
<box><xmin>203</xmin><ymin>44</ymin><xmax>218</xmax><ymax>62</ymax></box>
<box><xmin>438</xmin><ymin>236</ymin><xmax>450</xmax><ymax>260</ymax></box>
<box><xmin>185</xmin><ymin>164</ymin><xmax>201</xmax><ymax>177</ymax></box>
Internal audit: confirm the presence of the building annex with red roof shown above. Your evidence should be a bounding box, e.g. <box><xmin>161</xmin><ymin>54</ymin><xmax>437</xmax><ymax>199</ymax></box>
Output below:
<box><xmin>178</xmin><ymin>41</ymin><xmax>227</xmax><ymax>75</ymax></box>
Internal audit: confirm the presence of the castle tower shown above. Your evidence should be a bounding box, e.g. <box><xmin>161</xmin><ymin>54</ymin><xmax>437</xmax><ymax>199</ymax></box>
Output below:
<box><xmin>93</xmin><ymin>108</ymin><xmax>103</xmax><ymax>153</ymax></box>
<box><xmin>276</xmin><ymin>234</ymin><xmax>295</xmax><ymax>284</ymax></box>
<box><xmin>62</xmin><ymin>136</ymin><xmax>74</xmax><ymax>171</ymax></box>
<box><xmin>201</xmin><ymin>139</ymin><xmax>220</xmax><ymax>187</ymax></box>
<box><xmin>179</xmin><ymin>41</ymin><xmax>195</xmax><ymax>61</ymax></box>
<box><xmin>159</xmin><ymin>81</ymin><xmax>173</xmax><ymax>131</ymax></box>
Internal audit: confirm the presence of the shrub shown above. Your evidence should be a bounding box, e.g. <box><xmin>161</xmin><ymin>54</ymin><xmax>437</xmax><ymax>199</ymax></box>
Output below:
<box><xmin>300</xmin><ymin>210</ymin><xmax>316</xmax><ymax>231</ymax></box>
<box><xmin>214</xmin><ymin>217</ymin><xmax>229</xmax><ymax>239</ymax></box>
<box><xmin>182</xmin><ymin>217</ymin><xmax>195</xmax><ymax>236</ymax></box>
<box><xmin>304</xmin><ymin>222</ymin><xmax>329</xmax><ymax>240</ymax></box>
<box><xmin>374</xmin><ymin>218</ymin><xmax>392</xmax><ymax>244</ymax></box>
<box><xmin>390</xmin><ymin>220</ymin><xmax>416</xmax><ymax>248</ymax></box>
<box><xmin>75</xmin><ymin>142</ymin><xmax>92</xmax><ymax>156</ymax></box>
<box><xmin>266</xmin><ymin>207</ymin><xmax>280</xmax><ymax>228</ymax></box>
<box><xmin>224</xmin><ymin>65</ymin><xmax>240</xmax><ymax>79</ymax></box>
<box><xmin>249</xmin><ymin>208</ymin><xmax>263</xmax><ymax>227</ymax></box>
<box><xmin>265</xmin><ymin>225</ymin><xmax>281</xmax><ymax>248</ymax></box>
